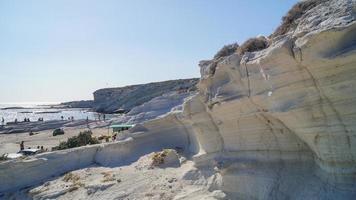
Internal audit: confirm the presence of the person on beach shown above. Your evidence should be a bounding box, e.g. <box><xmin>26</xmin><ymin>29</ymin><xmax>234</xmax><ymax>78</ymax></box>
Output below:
<box><xmin>1</xmin><ymin>117</ymin><xmax>4</xmax><ymax>126</ymax></box>
<box><xmin>14</xmin><ymin>118</ymin><xmax>18</xmax><ymax>124</ymax></box>
<box><xmin>103</xmin><ymin>114</ymin><xmax>106</xmax><ymax>121</ymax></box>
<box><xmin>20</xmin><ymin>141</ymin><xmax>24</xmax><ymax>151</ymax></box>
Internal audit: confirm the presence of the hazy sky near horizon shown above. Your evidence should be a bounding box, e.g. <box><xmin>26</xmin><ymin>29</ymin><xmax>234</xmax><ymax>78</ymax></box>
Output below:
<box><xmin>0</xmin><ymin>0</ymin><xmax>297</xmax><ymax>103</ymax></box>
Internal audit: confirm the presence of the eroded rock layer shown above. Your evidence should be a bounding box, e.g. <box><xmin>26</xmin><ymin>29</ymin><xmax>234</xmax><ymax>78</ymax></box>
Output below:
<box><xmin>0</xmin><ymin>0</ymin><xmax>355</xmax><ymax>199</ymax></box>
<box><xmin>185</xmin><ymin>0</ymin><xmax>356</xmax><ymax>174</ymax></box>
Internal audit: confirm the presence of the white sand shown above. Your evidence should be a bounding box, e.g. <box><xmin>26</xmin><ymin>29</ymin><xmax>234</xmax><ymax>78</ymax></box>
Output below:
<box><xmin>3</xmin><ymin>152</ymin><xmax>225</xmax><ymax>200</ymax></box>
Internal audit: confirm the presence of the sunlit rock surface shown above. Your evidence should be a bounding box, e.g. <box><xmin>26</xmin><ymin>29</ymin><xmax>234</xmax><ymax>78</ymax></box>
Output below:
<box><xmin>0</xmin><ymin>0</ymin><xmax>355</xmax><ymax>199</ymax></box>
<box><xmin>114</xmin><ymin>91</ymin><xmax>196</xmax><ymax>124</ymax></box>
<box><xmin>92</xmin><ymin>78</ymin><xmax>198</xmax><ymax>113</ymax></box>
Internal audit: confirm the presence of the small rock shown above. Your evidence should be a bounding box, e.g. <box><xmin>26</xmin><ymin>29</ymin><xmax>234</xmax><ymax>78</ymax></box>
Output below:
<box><xmin>167</xmin><ymin>177</ymin><xmax>177</xmax><ymax>183</ymax></box>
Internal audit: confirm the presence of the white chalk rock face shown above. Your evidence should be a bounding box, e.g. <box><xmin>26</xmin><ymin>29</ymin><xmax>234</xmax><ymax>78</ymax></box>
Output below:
<box><xmin>114</xmin><ymin>91</ymin><xmax>196</xmax><ymax>124</ymax></box>
<box><xmin>0</xmin><ymin>0</ymin><xmax>355</xmax><ymax>199</ymax></box>
<box><xmin>134</xmin><ymin>0</ymin><xmax>356</xmax><ymax>198</ymax></box>
<box><xmin>186</xmin><ymin>0</ymin><xmax>356</xmax><ymax>174</ymax></box>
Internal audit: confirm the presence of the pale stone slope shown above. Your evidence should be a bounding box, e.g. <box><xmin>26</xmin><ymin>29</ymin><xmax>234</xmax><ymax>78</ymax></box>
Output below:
<box><xmin>0</xmin><ymin>0</ymin><xmax>355</xmax><ymax>199</ymax></box>
<box><xmin>93</xmin><ymin>78</ymin><xmax>198</xmax><ymax>113</ymax></box>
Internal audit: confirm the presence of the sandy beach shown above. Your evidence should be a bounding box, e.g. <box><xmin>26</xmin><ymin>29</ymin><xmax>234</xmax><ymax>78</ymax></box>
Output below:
<box><xmin>0</xmin><ymin>122</ymin><xmax>112</xmax><ymax>155</ymax></box>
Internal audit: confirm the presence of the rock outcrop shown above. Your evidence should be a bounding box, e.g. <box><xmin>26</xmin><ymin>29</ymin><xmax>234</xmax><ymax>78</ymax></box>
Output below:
<box><xmin>113</xmin><ymin>91</ymin><xmax>196</xmax><ymax>124</ymax></box>
<box><xmin>132</xmin><ymin>0</ymin><xmax>356</xmax><ymax>198</ymax></box>
<box><xmin>1</xmin><ymin>0</ymin><xmax>355</xmax><ymax>199</ymax></box>
<box><xmin>92</xmin><ymin>78</ymin><xmax>199</xmax><ymax>113</ymax></box>
<box><xmin>190</xmin><ymin>0</ymin><xmax>356</xmax><ymax>174</ymax></box>
<box><xmin>59</xmin><ymin>100</ymin><xmax>94</xmax><ymax>109</ymax></box>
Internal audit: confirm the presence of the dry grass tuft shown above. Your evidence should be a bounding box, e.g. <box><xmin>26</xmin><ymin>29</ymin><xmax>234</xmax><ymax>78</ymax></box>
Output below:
<box><xmin>271</xmin><ymin>0</ymin><xmax>326</xmax><ymax>37</ymax></box>
<box><xmin>101</xmin><ymin>171</ymin><xmax>116</xmax><ymax>182</ymax></box>
<box><xmin>214</xmin><ymin>43</ymin><xmax>239</xmax><ymax>59</ymax></box>
<box><xmin>63</xmin><ymin>172</ymin><xmax>80</xmax><ymax>182</ymax></box>
<box><xmin>237</xmin><ymin>36</ymin><xmax>269</xmax><ymax>55</ymax></box>
<box><xmin>62</xmin><ymin>172</ymin><xmax>85</xmax><ymax>192</ymax></box>
<box><xmin>151</xmin><ymin>149</ymin><xmax>171</xmax><ymax>166</ymax></box>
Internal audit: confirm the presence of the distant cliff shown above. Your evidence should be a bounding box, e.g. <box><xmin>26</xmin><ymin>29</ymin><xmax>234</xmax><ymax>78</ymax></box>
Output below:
<box><xmin>92</xmin><ymin>78</ymin><xmax>199</xmax><ymax>113</ymax></box>
<box><xmin>60</xmin><ymin>100</ymin><xmax>94</xmax><ymax>109</ymax></box>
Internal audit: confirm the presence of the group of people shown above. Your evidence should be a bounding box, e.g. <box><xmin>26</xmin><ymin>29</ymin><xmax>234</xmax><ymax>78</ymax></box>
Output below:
<box><xmin>1</xmin><ymin>117</ymin><xmax>44</xmax><ymax>125</ymax></box>
<box><xmin>23</xmin><ymin>118</ymin><xmax>44</xmax><ymax>122</ymax></box>
<box><xmin>23</xmin><ymin>118</ymin><xmax>31</xmax><ymax>122</ymax></box>
<box><xmin>60</xmin><ymin>116</ymin><xmax>74</xmax><ymax>121</ymax></box>
<box><xmin>97</xmin><ymin>114</ymin><xmax>106</xmax><ymax>121</ymax></box>
<box><xmin>19</xmin><ymin>141</ymin><xmax>47</xmax><ymax>152</ymax></box>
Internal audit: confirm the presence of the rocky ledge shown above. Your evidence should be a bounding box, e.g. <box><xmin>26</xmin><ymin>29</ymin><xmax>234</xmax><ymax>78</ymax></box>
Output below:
<box><xmin>92</xmin><ymin>78</ymin><xmax>198</xmax><ymax>113</ymax></box>
<box><xmin>1</xmin><ymin>0</ymin><xmax>355</xmax><ymax>199</ymax></box>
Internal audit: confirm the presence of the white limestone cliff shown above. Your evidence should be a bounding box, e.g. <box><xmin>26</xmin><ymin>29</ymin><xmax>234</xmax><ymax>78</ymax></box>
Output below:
<box><xmin>0</xmin><ymin>0</ymin><xmax>355</xmax><ymax>199</ymax></box>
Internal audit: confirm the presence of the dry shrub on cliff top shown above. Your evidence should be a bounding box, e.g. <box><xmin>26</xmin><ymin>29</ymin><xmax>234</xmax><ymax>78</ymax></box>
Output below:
<box><xmin>214</xmin><ymin>43</ymin><xmax>239</xmax><ymax>59</ymax></box>
<box><xmin>271</xmin><ymin>0</ymin><xmax>326</xmax><ymax>37</ymax></box>
<box><xmin>237</xmin><ymin>36</ymin><xmax>269</xmax><ymax>55</ymax></box>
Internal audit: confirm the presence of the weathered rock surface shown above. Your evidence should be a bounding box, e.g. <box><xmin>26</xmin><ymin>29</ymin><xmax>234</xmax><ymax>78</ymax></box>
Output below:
<box><xmin>0</xmin><ymin>0</ymin><xmax>355</xmax><ymax>199</ymax></box>
<box><xmin>92</xmin><ymin>78</ymin><xmax>198</xmax><ymax>113</ymax></box>
<box><xmin>135</xmin><ymin>0</ymin><xmax>356</xmax><ymax>198</ymax></box>
<box><xmin>113</xmin><ymin>91</ymin><xmax>196</xmax><ymax>124</ymax></box>
<box><xmin>191</xmin><ymin>0</ymin><xmax>356</xmax><ymax>174</ymax></box>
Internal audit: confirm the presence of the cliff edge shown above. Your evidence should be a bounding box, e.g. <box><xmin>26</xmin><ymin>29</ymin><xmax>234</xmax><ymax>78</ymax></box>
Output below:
<box><xmin>1</xmin><ymin>0</ymin><xmax>355</xmax><ymax>199</ymax></box>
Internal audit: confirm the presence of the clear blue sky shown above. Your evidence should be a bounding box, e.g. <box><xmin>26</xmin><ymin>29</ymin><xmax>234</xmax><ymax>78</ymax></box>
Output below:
<box><xmin>0</xmin><ymin>0</ymin><xmax>297</xmax><ymax>103</ymax></box>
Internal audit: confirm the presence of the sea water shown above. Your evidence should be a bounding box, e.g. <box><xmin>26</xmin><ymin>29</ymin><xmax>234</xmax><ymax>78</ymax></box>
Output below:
<box><xmin>0</xmin><ymin>102</ymin><xmax>102</xmax><ymax>123</ymax></box>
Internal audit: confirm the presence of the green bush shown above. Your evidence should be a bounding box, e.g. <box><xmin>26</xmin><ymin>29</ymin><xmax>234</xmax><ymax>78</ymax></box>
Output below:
<box><xmin>53</xmin><ymin>131</ymin><xmax>99</xmax><ymax>150</ymax></box>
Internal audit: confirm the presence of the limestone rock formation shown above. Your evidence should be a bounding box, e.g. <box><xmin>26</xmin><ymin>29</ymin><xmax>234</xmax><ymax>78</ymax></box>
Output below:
<box><xmin>60</xmin><ymin>100</ymin><xmax>94</xmax><ymax>109</ymax></box>
<box><xmin>191</xmin><ymin>0</ymin><xmax>356</xmax><ymax>173</ymax></box>
<box><xmin>92</xmin><ymin>78</ymin><xmax>198</xmax><ymax>113</ymax></box>
<box><xmin>113</xmin><ymin>90</ymin><xmax>196</xmax><ymax>124</ymax></box>
<box><xmin>134</xmin><ymin>0</ymin><xmax>356</xmax><ymax>197</ymax></box>
<box><xmin>0</xmin><ymin>0</ymin><xmax>355</xmax><ymax>199</ymax></box>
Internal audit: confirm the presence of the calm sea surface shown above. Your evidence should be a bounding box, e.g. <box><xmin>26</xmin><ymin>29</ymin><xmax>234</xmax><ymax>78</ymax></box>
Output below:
<box><xmin>0</xmin><ymin>102</ymin><xmax>103</xmax><ymax>123</ymax></box>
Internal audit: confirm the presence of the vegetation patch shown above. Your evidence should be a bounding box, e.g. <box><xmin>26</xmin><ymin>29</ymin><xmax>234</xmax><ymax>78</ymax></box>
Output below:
<box><xmin>151</xmin><ymin>149</ymin><xmax>174</xmax><ymax>167</ymax></box>
<box><xmin>52</xmin><ymin>130</ymin><xmax>99</xmax><ymax>150</ymax></box>
<box><xmin>151</xmin><ymin>150</ymin><xmax>168</xmax><ymax>166</ymax></box>
<box><xmin>63</xmin><ymin>172</ymin><xmax>80</xmax><ymax>182</ymax></box>
<box><xmin>214</xmin><ymin>43</ymin><xmax>239</xmax><ymax>59</ymax></box>
<box><xmin>237</xmin><ymin>36</ymin><xmax>269</xmax><ymax>55</ymax></box>
<box><xmin>62</xmin><ymin>172</ymin><xmax>85</xmax><ymax>192</ymax></box>
<box><xmin>101</xmin><ymin>172</ymin><xmax>116</xmax><ymax>183</ymax></box>
<box><xmin>271</xmin><ymin>0</ymin><xmax>326</xmax><ymax>37</ymax></box>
